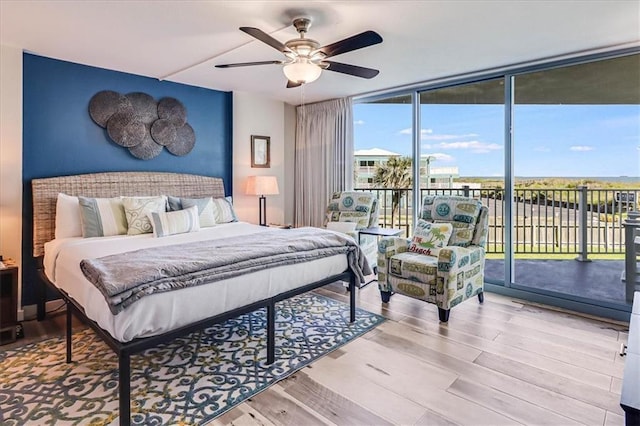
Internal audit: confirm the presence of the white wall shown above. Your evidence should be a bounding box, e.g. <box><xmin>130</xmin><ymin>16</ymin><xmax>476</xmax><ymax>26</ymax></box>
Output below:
<box><xmin>0</xmin><ymin>44</ymin><xmax>23</xmax><ymax>316</ymax></box>
<box><xmin>232</xmin><ymin>92</ymin><xmax>294</xmax><ymax>226</ymax></box>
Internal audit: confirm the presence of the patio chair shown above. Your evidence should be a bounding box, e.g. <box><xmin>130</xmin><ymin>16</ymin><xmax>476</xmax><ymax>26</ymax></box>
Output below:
<box><xmin>377</xmin><ymin>194</ymin><xmax>489</xmax><ymax>322</ymax></box>
<box><xmin>325</xmin><ymin>191</ymin><xmax>379</xmax><ymax>273</ymax></box>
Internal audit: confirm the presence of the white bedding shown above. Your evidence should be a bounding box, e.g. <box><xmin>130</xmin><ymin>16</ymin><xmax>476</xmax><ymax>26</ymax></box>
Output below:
<box><xmin>44</xmin><ymin>222</ymin><xmax>347</xmax><ymax>342</ymax></box>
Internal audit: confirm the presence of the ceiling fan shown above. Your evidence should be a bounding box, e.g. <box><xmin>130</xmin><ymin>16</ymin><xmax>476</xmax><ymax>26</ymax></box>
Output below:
<box><xmin>215</xmin><ymin>18</ymin><xmax>383</xmax><ymax>88</ymax></box>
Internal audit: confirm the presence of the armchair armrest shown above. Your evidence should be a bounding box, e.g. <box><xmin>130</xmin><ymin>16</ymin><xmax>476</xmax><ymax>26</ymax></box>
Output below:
<box><xmin>437</xmin><ymin>245</ymin><xmax>486</xmax><ymax>306</ymax></box>
<box><xmin>377</xmin><ymin>237</ymin><xmax>410</xmax><ymax>292</ymax></box>
<box><xmin>378</xmin><ymin>236</ymin><xmax>411</xmax><ymax>259</ymax></box>
<box><xmin>437</xmin><ymin>245</ymin><xmax>485</xmax><ymax>275</ymax></box>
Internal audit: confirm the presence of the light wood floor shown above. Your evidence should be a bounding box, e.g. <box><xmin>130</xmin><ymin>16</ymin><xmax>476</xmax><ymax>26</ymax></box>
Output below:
<box><xmin>7</xmin><ymin>284</ymin><xmax>630</xmax><ymax>426</ymax></box>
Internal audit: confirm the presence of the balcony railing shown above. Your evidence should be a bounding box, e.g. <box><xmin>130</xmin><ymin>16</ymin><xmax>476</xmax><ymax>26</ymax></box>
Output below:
<box><xmin>356</xmin><ymin>186</ymin><xmax>639</xmax><ymax>257</ymax></box>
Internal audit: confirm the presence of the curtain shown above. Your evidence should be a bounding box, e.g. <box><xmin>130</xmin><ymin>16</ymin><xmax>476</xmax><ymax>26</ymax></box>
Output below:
<box><xmin>294</xmin><ymin>97</ymin><xmax>353</xmax><ymax>228</ymax></box>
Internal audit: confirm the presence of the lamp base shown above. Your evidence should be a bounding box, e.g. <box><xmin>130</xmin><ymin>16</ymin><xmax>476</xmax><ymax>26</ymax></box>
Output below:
<box><xmin>258</xmin><ymin>195</ymin><xmax>267</xmax><ymax>226</ymax></box>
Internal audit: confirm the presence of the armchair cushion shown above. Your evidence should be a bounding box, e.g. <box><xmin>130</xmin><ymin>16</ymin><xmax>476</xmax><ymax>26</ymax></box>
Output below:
<box><xmin>408</xmin><ymin>220</ymin><xmax>453</xmax><ymax>256</ymax></box>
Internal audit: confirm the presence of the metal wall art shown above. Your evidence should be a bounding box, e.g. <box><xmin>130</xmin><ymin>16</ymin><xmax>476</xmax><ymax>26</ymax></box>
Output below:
<box><xmin>89</xmin><ymin>91</ymin><xmax>196</xmax><ymax>160</ymax></box>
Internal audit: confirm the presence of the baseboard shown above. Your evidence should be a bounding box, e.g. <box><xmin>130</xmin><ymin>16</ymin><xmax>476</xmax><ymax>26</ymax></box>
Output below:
<box><xmin>21</xmin><ymin>299</ymin><xmax>65</xmax><ymax>321</ymax></box>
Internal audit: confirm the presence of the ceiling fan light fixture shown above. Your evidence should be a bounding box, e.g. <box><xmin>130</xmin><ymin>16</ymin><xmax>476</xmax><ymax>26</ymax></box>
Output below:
<box><xmin>283</xmin><ymin>60</ymin><xmax>322</xmax><ymax>84</ymax></box>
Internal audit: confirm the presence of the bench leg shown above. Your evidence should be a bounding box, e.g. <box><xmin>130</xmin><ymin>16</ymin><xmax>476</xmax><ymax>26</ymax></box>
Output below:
<box><xmin>349</xmin><ymin>273</ymin><xmax>356</xmax><ymax>322</ymax></box>
<box><xmin>267</xmin><ymin>301</ymin><xmax>275</xmax><ymax>364</ymax></box>
<box><xmin>66</xmin><ymin>302</ymin><xmax>72</xmax><ymax>363</ymax></box>
<box><xmin>119</xmin><ymin>353</ymin><xmax>131</xmax><ymax>426</ymax></box>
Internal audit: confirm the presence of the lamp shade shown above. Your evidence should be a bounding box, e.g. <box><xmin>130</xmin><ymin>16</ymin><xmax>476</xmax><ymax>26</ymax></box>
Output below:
<box><xmin>246</xmin><ymin>175</ymin><xmax>280</xmax><ymax>196</ymax></box>
<box><xmin>283</xmin><ymin>61</ymin><xmax>322</xmax><ymax>84</ymax></box>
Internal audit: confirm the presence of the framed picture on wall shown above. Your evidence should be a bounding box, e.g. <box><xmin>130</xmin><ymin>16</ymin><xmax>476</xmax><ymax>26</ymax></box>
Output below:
<box><xmin>251</xmin><ymin>135</ymin><xmax>270</xmax><ymax>168</ymax></box>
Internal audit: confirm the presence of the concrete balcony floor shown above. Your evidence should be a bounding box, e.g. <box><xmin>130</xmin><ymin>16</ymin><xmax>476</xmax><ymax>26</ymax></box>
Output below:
<box><xmin>485</xmin><ymin>258</ymin><xmax>628</xmax><ymax>305</ymax></box>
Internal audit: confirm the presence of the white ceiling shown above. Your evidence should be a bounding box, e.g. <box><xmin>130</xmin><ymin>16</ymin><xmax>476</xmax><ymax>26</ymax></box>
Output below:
<box><xmin>1</xmin><ymin>1</ymin><xmax>639</xmax><ymax>106</ymax></box>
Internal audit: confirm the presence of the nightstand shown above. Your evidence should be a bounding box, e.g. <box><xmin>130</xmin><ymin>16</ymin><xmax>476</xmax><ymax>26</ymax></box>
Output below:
<box><xmin>0</xmin><ymin>259</ymin><xmax>19</xmax><ymax>345</ymax></box>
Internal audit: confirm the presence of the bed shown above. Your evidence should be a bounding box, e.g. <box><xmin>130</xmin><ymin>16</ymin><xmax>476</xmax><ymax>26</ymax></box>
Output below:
<box><xmin>32</xmin><ymin>171</ymin><xmax>365</xmax><ymax>425</ymax></box>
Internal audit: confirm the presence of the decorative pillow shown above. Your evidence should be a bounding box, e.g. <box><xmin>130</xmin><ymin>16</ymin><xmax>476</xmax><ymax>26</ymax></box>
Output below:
<box><xmin>179</xmin><ymin>197</ymin><xmax>216</xmax><ymax>227</ymax></box>
<box><xmin>78</xmin><ymin>196</ymin><xmax>128</xmax><ymax>238</ymax></box>
<box><xmin>211</xmin><ymin>197</ymin><xmax>238</xmax><ymax>224</ymax></box>
<box><xmin>408</xmin><ymin>220</ymin><xmax>453</xmax><ymax>257</ymax></box>
<box><xmin>122</xmin><ymin>196</ymin><xmax>167</xmax><ymax>235</ymax></box>
<box><xmin>148</xmin><ymin>205</ymin><xmax>200</xmax><ymax>238</ymax></box>
<box><xmin>421</xmin><ymin>195</ymin><xmax>482</xmax><ymax>247</ymax></box>
<box><xmin>326</xmin><ymin>221</ymin><xmax>358</xmax><ymax>234</ymax></box>
<box><xmin>55</xmin><ymin>193</ymin><xmax>82</xmax><ymax>239</ymax></box>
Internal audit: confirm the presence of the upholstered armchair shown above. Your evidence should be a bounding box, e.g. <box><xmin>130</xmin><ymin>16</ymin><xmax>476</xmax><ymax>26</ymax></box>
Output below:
<box><xmin>325</xmin><ymin>191</ymin><xmax>379</xmax><ymax>273</ymax></box>
<box><xmin>377</xmin><ymin>195</ymin><xmax>489</xmax><ymax>322</ymax></box>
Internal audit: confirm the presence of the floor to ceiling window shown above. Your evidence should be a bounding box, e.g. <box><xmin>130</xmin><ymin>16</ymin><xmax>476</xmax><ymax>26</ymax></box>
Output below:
<box><xmin>353</xmin><ymin>94</ymin><xmax>413</xmax><ymax>236</ymax></box>
<box><xmin>419</xmin><ymin>79</ymin><xmax>505</xmax><ymax>284</ymax></box>
<box><xmin>512</xmin><ymin>54</ymin><xmax>640</xmax><ymax>305</ymax></box>
<box><xmin>353</xmin><ymin>48</ymin><xmax>639</xmax><ymax>319</ymax></box>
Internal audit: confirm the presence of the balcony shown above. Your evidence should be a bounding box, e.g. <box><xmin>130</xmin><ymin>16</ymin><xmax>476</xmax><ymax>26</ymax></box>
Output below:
<box><xmin>357</xmin><ymin>186</ymin><xmax>640</xmax><ymax>305</ymax></box>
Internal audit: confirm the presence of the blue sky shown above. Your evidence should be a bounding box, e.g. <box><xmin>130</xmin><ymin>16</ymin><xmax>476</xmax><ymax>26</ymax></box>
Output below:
<box><xmin>354</xmin><ymin>103</ymin><xmax>640</xmax><ymax>178</ymax></box>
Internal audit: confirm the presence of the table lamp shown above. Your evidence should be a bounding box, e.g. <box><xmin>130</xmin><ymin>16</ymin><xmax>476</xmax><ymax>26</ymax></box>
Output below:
<box><xmin>246</xmin><ymin>176</ymin><xmax>279</xmax><ymax>226</ymax></box>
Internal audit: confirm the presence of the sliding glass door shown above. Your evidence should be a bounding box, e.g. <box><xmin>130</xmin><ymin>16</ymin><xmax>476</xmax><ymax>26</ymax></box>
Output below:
<box><xmin>419</xmin><ymin>79</ymin><xmax>506</xmax><ymax>284</ymax></box>
<box><xmin>353</xmin><ymin>49</ymin><xmax>639</xmax><ymax>314</ymax></box>
<box><xmin>512</xmin><ymin>54</ymin><xmax>640</xmax><ymax>304</ymax></box>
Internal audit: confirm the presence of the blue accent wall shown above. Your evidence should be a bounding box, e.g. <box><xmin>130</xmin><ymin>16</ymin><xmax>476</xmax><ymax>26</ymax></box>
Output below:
<box><xmin>22</xmin><ymin>53</ymin><xmax>233</xmax><ymax>306</ymax></box>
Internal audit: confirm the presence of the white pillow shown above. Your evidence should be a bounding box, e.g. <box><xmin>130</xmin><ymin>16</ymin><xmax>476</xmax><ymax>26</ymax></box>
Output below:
<box><xmin>148</xmin><ymin>205</ymin><xmax>200</xmax><ymax>237</ymax></box>
<box><xmin>326</xmin><ymin>221</ymin><xmax>358</xmax><ymax>234</ymax></box>
<box><xmin>55</xmin><ymin>193</ymin><xmax>82</xmax><ymax>239</ymax></box>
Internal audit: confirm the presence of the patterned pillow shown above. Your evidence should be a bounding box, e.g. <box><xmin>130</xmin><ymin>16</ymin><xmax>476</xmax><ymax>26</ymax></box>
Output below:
<box><xmin>421</xmin><ymin>195</ymin><xmax>482</xmax><ymax>247</ymax></box>
<box><xmin>211</xmin><ymin>197</ymin><xmax>238</xmax><ymax>224</ymax></box>
<box><xmin>78</xmin><ymin>196</ymin><xmax>128</xmax><ymax>238</ymax></box>
<box><xmin>148</xmin><ymin>205</ymin><xmax>200</xmax><ymax>237</ymax></box>
<box><xmin>122</xmin><ymin>196</ymin><xmax>167</xmax><ymax>235</ymax></box>
<box><xmin>408</xmin><ymin>220</ymin><xmax>453</xmax><ymax>257</ymax></box>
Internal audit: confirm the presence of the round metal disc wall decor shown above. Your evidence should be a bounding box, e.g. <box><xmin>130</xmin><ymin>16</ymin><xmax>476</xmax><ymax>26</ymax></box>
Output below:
<box><xmin>129</xmin><ymin>127</ymin><xmax>164</xmax><ymax>160</ymax></box>
<box><xmin>158</xmin><ymin>97</ymin><xmax>187</xmax><ymax>127</ymax></box>
<box><xmin>89</xmin><ymin>91</ymin><xmax>133</xmax><ymax>127</ymax></box>
<box><xmin>88</xmin><ymin>91</ymin><xmax>196</xmax><ymax>160</ymax></box>
<box><xmin>150</xmin><ymin>119</ymin><xmax>177</xmax><ymax>146</ymax></box>
<box><xmin>167</xmin><ymin>123</ymin><xmax>196</xmax><ymax>156</ymax></box>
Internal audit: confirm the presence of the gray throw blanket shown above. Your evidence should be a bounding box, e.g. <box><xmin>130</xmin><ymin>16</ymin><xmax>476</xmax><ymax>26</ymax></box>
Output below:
<box><xmin>80</xmin><ymin>227</ymin><xmax>371</xmax><ymax>314</ymax></box>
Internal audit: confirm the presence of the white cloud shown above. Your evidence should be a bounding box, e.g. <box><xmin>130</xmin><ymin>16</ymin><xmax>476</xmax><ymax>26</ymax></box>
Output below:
<box><xmin>399</xmin><ymin>128</ymin><xmax>433</xmax><ymax>137</ymax></box>
<box><xmin>354</xmin><ymin>119</ymin><xmax>365</xmax><ymax>125</ymax></box>
<box><xmin>424</xmin><ymin>152</ymin><xmax>455</xmax><ymax>162</ymax></box>
<box><xmin>423</xmin><ymin>133</ymin><xmax>478</xmax><ymax>141</ymax></box>
<box><xmin>435</xmin><ymin>140</ymin><xmax>501</xmax><ymax>153</ymax></box>
<box><xmin>570</xmin><ymin>145</ymin><xmax>594</xmax><ymax>152</ymax></box>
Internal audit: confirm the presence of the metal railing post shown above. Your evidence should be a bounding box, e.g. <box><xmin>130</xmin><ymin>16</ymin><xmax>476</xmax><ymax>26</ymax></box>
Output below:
<box><xmin>463</xmin><ymin>185</ymin><xmax>470</xmax><ymax>197</ymax></box>
<box><xmin>575</xmin><ymin>185</ymin><xmax>591</xmax><ymax>262</ymax></box>
<box><xmin>623</xmin><ymin>215</ymin><xmax>640</xmax><ymax>303</ymax></box>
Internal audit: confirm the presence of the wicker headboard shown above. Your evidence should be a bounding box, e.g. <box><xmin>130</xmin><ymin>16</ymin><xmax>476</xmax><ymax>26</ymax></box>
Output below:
<box><xmin>32</xmin><ymin>172</ymin><xmax>225</xmax><ymax>257</ymax></box>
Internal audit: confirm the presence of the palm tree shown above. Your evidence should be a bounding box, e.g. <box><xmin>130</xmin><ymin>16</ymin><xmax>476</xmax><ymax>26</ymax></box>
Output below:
<box><xmin>373</xmin><ymin>156</ymin><xmax>412</xmax><ymax>228</ymax></box>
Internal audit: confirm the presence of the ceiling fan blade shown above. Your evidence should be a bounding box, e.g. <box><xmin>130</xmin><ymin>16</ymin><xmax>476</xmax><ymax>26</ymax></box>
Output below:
<box><xmin>318</xmin><ymin>31</ymin><xmax>383</xmax><ymax>58</ymax></box>
<box><xmin>323</xmin><ymin>61</ymin><xmax>380</xmax><ymax>79</ymax></box>
<box><xmin>240</xmin><ymin>27</ymin><xmax>289</xmax><ymax>53</ymax></box>
<box><xmin>286</xmin><ymin>80</ymin><xmax>303</xmax><ymax>89</ymax></box>
<box><xmin>215</xmin><ymin>60</ymin><xmax>283</xmax><ymax>68</ymax></box>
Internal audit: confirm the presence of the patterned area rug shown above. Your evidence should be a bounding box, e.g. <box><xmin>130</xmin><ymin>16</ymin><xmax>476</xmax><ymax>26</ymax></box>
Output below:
<box><xmin>0</xmin><ymin>292</ymin><xmax>384</xmax><ymax>425</ymax></box>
